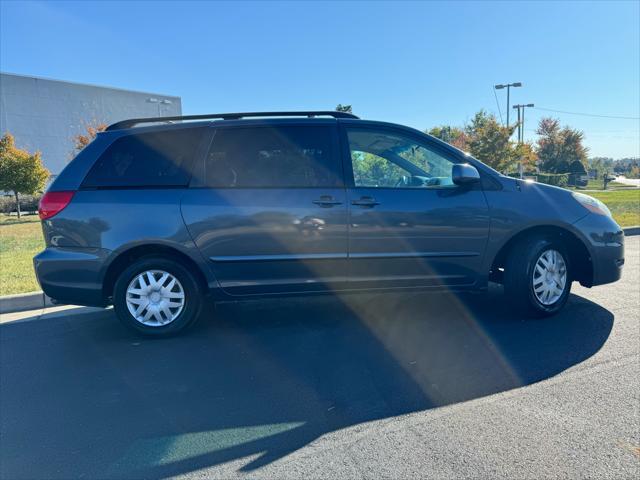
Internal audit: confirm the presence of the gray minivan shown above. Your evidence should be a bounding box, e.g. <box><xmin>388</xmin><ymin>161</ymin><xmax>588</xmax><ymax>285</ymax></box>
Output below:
<box><xmin>34</xmin><ymin>111</ymin><xmax>624</xmax><ymax>336</ymax></box>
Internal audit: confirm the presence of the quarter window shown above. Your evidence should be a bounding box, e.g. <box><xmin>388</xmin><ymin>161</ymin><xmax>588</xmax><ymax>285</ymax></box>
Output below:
<box><xmin>346</xmin><ymin>128</ymin><xmax>457</xmax><ymax>188</ymax></box>
<box><xmin>201</xmin><ymin>126</ymin><xmax>340</xmax><ymax>188</ymax></box>
<box><xmin>83</xmin><ymin>128</ymin><xmax>205</xmax><ymax>188</ymax></box>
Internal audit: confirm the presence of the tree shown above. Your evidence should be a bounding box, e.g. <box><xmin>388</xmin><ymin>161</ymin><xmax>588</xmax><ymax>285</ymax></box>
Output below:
<box><xmin>425</xmin><ymin>111</ymin><xmax>521</xmax><ymax>173</ymax></box>
<box><xmin>335</xmin><ymin>104</ymin><xmax>353</xmax><ymax>114</ymax></box>
<box><xmin>465</xmin><ymin>110</ymin><xmax>518</xmax><ymax>172</ymax></box>
<box><xmin>73</xmin><ymin>122</ymin><xmax>107</xmax><ymax>153</ymax></box>
<box><xmin>427</xmin><ymin>125</ymin><xmax>469</xmax><ymax>151</ymax></box>
<box><xmin>588</xmin><ymin>157</ymin><xmax>614</xmax><ymax>179</ymax></box>
<box><xmin>0</xmin><ymin>133</ymin><xmax>49</xmax><ymax>218</ymax></box>
<box><xmin>536</xmin><ymin>117</ymin><xmax>588</xmax><ymax>173</ymax></box>
<box><xmin>513</xmin><ymin>142</ymin><xmax>538</xmax><ymax>172</ymax></box>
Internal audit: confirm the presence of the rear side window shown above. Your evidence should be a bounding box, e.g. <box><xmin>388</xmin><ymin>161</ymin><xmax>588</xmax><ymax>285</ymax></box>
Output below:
<box><xmin>200</xmin><ymin>126</ymin><xmax>341</xmax><ymax>188</ymax></box>
<box><xmin>82</xmin><ymin>128</ymin><xmax>205</xmax><ymax>188</ymax></box>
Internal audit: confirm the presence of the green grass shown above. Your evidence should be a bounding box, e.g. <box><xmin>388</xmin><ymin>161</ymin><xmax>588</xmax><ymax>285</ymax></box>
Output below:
<box><xmin>587</xmin><ymin>189</ymin><xmax>640</xmax><ymax>228</ymax></box>
<box><xmin>584</xmin><ymin>179</ymin><xmax>630</xmax><ymax>190</ymax></box>
<box><xmin>0</xmin><ymin>189</ymin><xmax>637</xmax><ymax>296</ymax></box>
<box><xmin>0</xmin><ymin>214</ymin><xmax>44</xmax><ymax>296</ymax></box>
<box><xmin>569</xmin><ymin>179</ymin><xmax>637</xmax><ymax>191</ymax></box>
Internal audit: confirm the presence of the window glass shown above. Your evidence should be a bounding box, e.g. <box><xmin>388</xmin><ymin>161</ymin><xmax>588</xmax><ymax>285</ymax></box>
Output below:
<box><xmin>83</xmin><ymin>128</ymin><xmax>205</xmax><ymax>187</ymax></box>
<box><xmin>347</xmin><ymin>128</ymin><xmax>457</xmax><ymax>188</ymax></box>
<box><xmin>351</xmin><ymin>151</ymin><xmax>411</xmax><ymax>187</ymax></box>
<box><xmin>203</xmin><ymin>126</ymin><xmax>340</xmax><ymax>188</ymax></box>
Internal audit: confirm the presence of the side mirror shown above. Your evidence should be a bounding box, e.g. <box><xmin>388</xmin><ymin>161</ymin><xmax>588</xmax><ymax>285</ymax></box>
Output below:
<box><xmin>452</xmin><ymin>163</ymin><xmax>480</xmax><ymax>186</ymax></box>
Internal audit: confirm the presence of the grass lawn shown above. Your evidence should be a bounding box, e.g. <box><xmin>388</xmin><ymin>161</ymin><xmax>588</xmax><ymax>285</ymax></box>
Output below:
<box><xmin>585</xmin><ymin>180</ymin><xmax>636</xmax><ymax>190</ymax></box>
<box><xmin>587</xmin><ymin>189</ymin><xmax>640</xmax><ymax>228</ymax></box>
<box><xmin>0</xmin><ymin>214</ymin><xmax>44</xmax><ymax>296</ymax></box>
<box><xmin>570</xmin><ymin>179</ymin><xmax>637</xmax><ymax>191</ymax></box>
<box><xmin>0</xmin><ymin>189</ymin><xmax>637</xmax><ymax>296</ymax></box>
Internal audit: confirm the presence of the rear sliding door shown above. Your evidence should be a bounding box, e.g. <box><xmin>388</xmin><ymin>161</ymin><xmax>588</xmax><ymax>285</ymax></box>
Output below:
<box><xmin>181</xmin><ymin>123</ymin><xmax>348</xmax><ymax>295</ymax></box>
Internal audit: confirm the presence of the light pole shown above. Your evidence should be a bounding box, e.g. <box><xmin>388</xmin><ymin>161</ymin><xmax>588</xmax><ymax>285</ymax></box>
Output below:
<box><xmin>512</xmin><ymin>103</ymin><xmax>534</xmax><ymax>143</ymax></box>
<box><xmin>494</xmin><ymin>82</ymin><xmax>522</xmax><ymax>127</ymax></box>
<box><xmin>512</xmin><ymin>103</ymin><xmax>535</xmax><ymax>179</ymax></box>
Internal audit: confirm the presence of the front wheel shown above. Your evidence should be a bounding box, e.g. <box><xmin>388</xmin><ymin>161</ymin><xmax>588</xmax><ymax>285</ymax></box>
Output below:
<box><xmin>113</xmin><ymin>257</ymin><xmax>202</xmax><ymax>336</ymax></box>
<box><xmin>504</xmin><ymin>235</ymin><xmax>572</xmax><ymax>316</ymax></box>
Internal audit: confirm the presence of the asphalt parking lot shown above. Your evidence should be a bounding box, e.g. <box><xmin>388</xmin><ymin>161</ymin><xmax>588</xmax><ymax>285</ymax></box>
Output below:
<box><xmin>1</xmin><ymin>237</ymin><xmax>638</xmax><ymax>480</ymax></box>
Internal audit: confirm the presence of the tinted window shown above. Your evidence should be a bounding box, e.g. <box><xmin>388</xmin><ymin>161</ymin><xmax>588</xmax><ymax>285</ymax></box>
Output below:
<box><xmin>347</xmin><ymin>128</ymin><xmax>457</xmax><ymax>188</ymax></box>
<box><xmin>83</xmin><ymin>128</ymin><xmax>205</xmax><ymax>187</ymax></box>
<box><xmin>201</xmin><ymin>126</ymin><xmax>340</xmax><ymax>188</ymax></box>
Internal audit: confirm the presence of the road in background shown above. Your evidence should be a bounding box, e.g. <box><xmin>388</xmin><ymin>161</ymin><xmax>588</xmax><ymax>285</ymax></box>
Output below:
<box><xmin>1</xmin><ymin>238</ymin><xmax>638</xmax><ymax>479</ymax></box>
<box><xmin>615</xmin><ymin>176</ymin><xmax>640</xmax><ymax>187</ymax></box>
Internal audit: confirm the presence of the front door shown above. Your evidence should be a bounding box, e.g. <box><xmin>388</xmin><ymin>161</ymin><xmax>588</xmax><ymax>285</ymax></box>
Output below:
<box><xmin>342</xmin><ymin>125</ymin><xmax>490</xmax><ymax>289</ymax></box>
<box><xmin>182</xmin><ymin>123</ymin><xmax>348</xmax><ymax>295</ymax></box>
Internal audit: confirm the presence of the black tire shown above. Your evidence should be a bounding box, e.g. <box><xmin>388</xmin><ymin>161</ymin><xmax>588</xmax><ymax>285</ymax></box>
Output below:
<box><xmin>113</xmin><ymin>256</ymin><xmax>202</xmax><ymax>336</ymax></box>
<box><xmin>504</xmin><ymin>235</ymin><xmax>572</xmax><ymax>317</ymax></box>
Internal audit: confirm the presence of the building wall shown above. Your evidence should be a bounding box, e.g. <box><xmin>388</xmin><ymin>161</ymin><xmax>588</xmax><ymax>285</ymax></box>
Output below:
<box><xmin>0</xmin><ymin>73</ymin><xmax>182</xmax><ymax>174</ymax></box>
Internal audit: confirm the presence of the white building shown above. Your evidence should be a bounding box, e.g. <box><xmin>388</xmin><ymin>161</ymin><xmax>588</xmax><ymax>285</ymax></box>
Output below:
<box><xmin>0</xmin><ymin>72</ymin><xmax>182</xmax><ymax>174</ymax></box>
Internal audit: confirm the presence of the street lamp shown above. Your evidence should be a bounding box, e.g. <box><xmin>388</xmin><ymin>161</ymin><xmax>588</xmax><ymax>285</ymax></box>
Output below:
<box><xmin>494</xmin><ymin>82</ymin><xmax>522</xmax><ymax>127</ymax></box>
<box><xmin>512</xmin><ymin>103</ymin><xmax>535</xmax><ymax>143</ymax></box>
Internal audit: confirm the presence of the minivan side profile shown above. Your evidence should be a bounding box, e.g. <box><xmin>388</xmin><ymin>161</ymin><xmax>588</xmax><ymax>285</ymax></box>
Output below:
<box><xmin>34</xmin><ymin>111</ymin><xmax>624</xmax><ymax>336</ymax></box>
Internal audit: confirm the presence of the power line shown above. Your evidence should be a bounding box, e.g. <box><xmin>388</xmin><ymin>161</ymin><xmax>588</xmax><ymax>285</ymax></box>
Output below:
<box><xmin>493</xmin><ymin>87</ymin><xmax>504</xmax><ymax>125</ymax></box>
<box><xmin>533</xmin><ymin>107</ymin><xmax>640</xmax><ymax>120</ymax></box>
<box><xmin>523</xmin><ymin>128</ymin><xmax>639</xmax><ymax>140</ymax></box>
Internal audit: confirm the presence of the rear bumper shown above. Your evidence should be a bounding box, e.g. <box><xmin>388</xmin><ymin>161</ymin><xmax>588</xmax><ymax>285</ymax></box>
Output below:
<box><xmin>33</xmin><ymin>247</ymin><xmax>111</xmax><ymax>307</ymax></box>
<box><xmin>573</xmin><ymin>214</ymin><xmax>624</xmax><ymax>286</ymax></box>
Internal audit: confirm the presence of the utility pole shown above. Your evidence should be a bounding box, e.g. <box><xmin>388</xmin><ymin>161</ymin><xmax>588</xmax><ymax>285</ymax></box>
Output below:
<box><xmin>512</xmin><ymin>103</ymin><xmax>534</xmax><ymax>143</ymax></box>
<box><xmin>512</xmin><ymin>103</ymin><xmax>534</xmax><ymax>179</ymax></box>
<box><xmin>494</xmin><ymin>82</ymin><xmax>522</xmax><ymax>127</ymax></box>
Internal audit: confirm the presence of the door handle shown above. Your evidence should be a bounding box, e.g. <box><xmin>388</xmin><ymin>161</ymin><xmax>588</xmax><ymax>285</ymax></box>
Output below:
<box><xmin>313</xmin><ymin>196</ymin><xmax>343</xmax><ymax>207</ymax></box>
<box><xmin>351</xmin><ymin>196</ymin><xmax>380</xmax><ymax>207</ymax></box>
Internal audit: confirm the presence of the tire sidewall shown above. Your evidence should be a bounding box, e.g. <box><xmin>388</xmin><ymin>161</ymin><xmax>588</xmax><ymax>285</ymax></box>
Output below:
<box><xmin>113</xmin><ymin>257</ymin><xmax>201</xmax><ymax>336</ymax></box>
<box><xmin>525</xmin><ymin>239</ymin><xmax>571</xmax><ymax>315</ymax></box>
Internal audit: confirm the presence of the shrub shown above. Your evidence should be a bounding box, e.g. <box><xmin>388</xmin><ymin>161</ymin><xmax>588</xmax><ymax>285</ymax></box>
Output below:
<box><xmin>536</xmin><ymin>173</ymin><xmax>569</xmax><ymax>187</ymax></box>
<box><xmin>0</xmin><ymin>194</ymin><xmax>41</xmax><ymax>215</ymax></box>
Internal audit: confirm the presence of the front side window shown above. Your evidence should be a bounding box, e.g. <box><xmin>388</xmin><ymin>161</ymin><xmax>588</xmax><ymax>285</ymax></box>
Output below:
<box><xmin>83</xmin><ymin>128</ymin><xmax>205</xmax><ymax>188</ymax></box>
<box><xmin>346</xmin><ymin>128</ymin><xmax>457</xmax><ymax>188</ymax></box>
<box><xmin>202</xmin><ymin>126</ymin><xmax>340</xmax><ymax>188</ymax></box>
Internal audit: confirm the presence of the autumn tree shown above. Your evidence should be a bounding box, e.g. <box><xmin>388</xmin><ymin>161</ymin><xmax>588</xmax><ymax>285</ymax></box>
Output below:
<box><xmin>465</xmin><ymin>110</ymin><xmax>518</xmax><ymax>172</ymax></box>
<box><xmin>73</xmin><ymin>122</ymin><xmax>107</xmax><ymax>153</ymax></box>
<box><xmin>0</xmin><ymin>133</ymin><xmax>49</xmax><ymax>218</ymax></box>
<box><xmin>536</xmin><ymin>117</ymin><xmax>588</xmax><ymax>173</ymax></box>
<box><xmin>427</xmin><ymin>125</ymin><xmax>469</xmax><ymax>151</ymax></box>
<box><xmin>513</xmin><ymin>142</ymin><xmax>538</xmax><ymax>172</ymax></box>
<box><xmin>335</xmin><ymin>104</ymin><xmax>353</xmax><ymax>114</ymax></box>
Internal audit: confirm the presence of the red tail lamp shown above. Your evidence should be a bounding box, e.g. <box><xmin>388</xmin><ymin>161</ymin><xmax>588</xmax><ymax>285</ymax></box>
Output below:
<box><xmin>38</xmin><ymin>191</ymin><xmax>75</xmax><ymax>220</ymax></box>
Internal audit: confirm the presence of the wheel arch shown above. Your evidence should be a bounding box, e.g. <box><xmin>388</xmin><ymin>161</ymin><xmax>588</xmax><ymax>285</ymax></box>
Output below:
<box><xmin>489</xmin><ymin>224</ymin><xmax>593</xmax><ymax>287</ymax></box>
<box><xmin>101</xmin><ymin>243</ymin><xmax>211</xmax><ymax>303</ymax></box>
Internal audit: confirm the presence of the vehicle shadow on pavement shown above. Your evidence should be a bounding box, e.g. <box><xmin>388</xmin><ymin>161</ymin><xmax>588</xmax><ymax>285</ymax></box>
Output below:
<box><xmin>0</xmin><ymin>287</ymin><xmax>614</xmax><ymax>479</ymax></box>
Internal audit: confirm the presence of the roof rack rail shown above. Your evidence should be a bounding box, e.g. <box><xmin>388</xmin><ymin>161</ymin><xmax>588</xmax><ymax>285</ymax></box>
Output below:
<box><xmin>105</xmin><ymin>110</ymin><xmax>360</xmax><ymax>131</ymax></box>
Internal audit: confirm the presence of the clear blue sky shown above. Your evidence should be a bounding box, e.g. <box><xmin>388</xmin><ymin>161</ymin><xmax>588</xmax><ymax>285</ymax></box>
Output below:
<box><xmin>2</xmin><ymin>0</ymin><xmax>639</xmax><ymax>158</ymax></box>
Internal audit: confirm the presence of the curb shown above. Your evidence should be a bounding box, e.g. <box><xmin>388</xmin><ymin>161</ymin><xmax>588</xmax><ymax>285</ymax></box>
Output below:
<box><xmin>0</xmin><ymin>226</ymin><xmax>638</xmax><ymax>315</ymax></box>
<box><xmin>623</xmin><ymin>226</ymin><xmax>640</xmax><ymax>236</ymax></box>
<box><xmin>0</xmin><ymin>291</ymin><xmax>54</xmax><ymax>315</ymax></box>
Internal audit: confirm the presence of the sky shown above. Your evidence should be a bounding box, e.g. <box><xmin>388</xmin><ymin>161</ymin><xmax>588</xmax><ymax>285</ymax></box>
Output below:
<box><xmin>1</xmin><ymin>0</ymin><xmax>639</xmax><ymax>158</ymax></box>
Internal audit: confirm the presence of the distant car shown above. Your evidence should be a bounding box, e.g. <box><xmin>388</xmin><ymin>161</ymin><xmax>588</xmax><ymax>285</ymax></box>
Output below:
<box><xmin>34</xmin><ymin>111</ymin><xmax>624</xmax><ymax>336</ymax></box>
<box><xmin>567</xmin><ymin>172</ymin><xmax>589</xmax><ymax>188</ymax></box>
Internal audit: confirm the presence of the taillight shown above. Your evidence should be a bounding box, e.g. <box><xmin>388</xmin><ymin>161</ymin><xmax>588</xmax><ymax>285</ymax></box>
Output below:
<box><xmin>38</xmin><ymin>191</ymin><xmax>75</xmax><ymax>220</ymax></box>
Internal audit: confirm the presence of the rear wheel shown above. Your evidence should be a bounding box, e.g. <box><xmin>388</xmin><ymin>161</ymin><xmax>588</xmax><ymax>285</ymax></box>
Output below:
<box><xmin>504</xmin><ymin>235</ymin><xmax>572</xmax><ymax>316</ymax></box>
<box><xmin>113</xmin><ymin>257</ymin><xmax>202</xmax><ymax>336</ymax></box>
